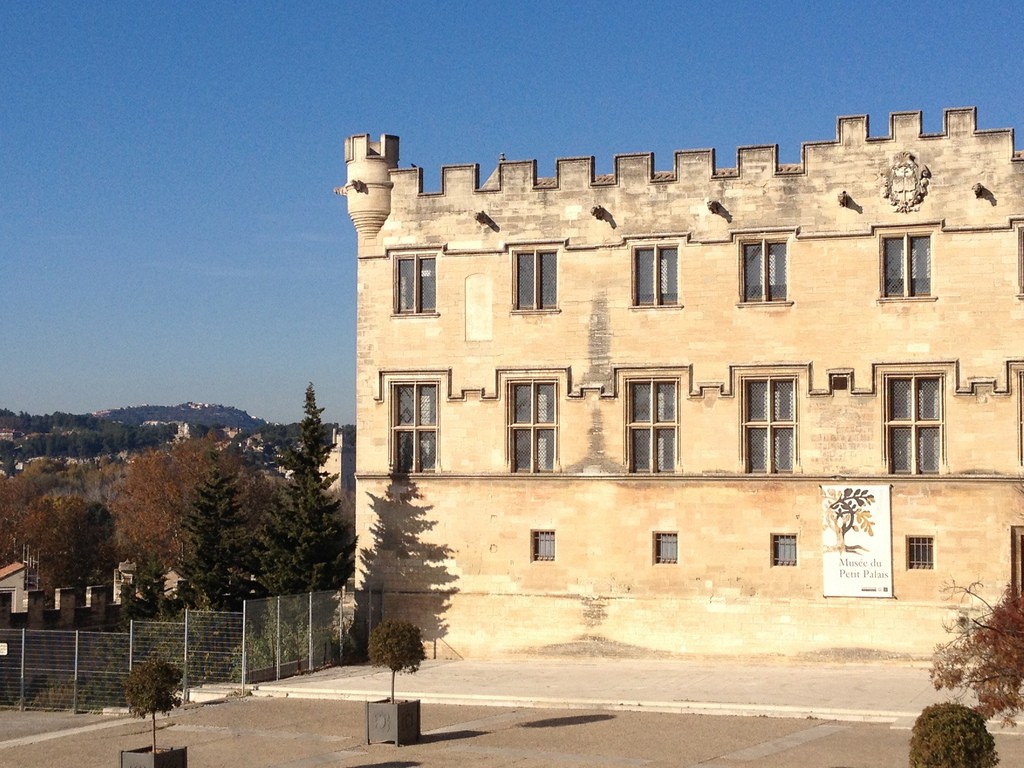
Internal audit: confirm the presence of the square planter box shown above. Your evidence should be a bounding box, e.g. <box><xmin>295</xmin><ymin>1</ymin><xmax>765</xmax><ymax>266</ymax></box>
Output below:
<box><xmin>120</xmin><ymin>746</ymin><xmax>188</xmax><ymax>768</ymax></box>
<box><xmin>365</xmin><ymin>699</ymin><xmax>420</xmax><ymax>746</ymax></box>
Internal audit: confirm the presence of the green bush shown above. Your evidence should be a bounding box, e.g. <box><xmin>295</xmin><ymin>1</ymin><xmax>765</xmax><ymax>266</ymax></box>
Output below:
<box><xmin>367</xmin><ymin>619</ymin><xmax>425</xmax><ymax>702</ymax></box>
<box><xmin>123</xmin><ymin>658</ymin><xmax>182</xmax><ymax>753</ymax></box>
<box><xmin>909</xmin><ymin>702</ymin><xmax>998</xmax><ymax>768</ymax></box>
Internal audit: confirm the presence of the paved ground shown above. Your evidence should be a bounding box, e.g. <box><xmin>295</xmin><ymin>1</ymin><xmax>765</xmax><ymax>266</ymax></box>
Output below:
<box><xmin>2</xmin><ymin>658</ymin><xmax>1023</xmax><ymax>767</ymax></box>
<box><xmin>252</xmin><ymin>657</ymin><xmax>953</xmax><ymax>726</ymax></box>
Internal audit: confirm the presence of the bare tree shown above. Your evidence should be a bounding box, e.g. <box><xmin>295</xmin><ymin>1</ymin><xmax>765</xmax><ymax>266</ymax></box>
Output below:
<box><xmin>932</xmin><ymin>580</ymin><xmax>1024</xmax><ymax>725</ymax></box>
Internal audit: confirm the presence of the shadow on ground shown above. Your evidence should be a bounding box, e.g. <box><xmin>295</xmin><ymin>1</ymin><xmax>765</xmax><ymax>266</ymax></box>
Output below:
<box><xmin>418</xmin><ymin>729</ymin><xmax>485</xmax><ymax>744</ymax></box>
<box><xmin>520</xmin><ymin>713</ymin><xmax>616</xmax><ymax>728</ymax></box>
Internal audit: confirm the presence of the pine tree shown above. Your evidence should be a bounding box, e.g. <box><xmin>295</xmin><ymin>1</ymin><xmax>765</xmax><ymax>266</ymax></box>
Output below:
<box><xmin>178</xmin><ymin>458</ymin><xmax>261</xmax><ymax>611</ymax></box>
<box><xmin>258</xmin><ymin>384</ymin><xmax>356</xmax><ymax>595</ymax></box>
<box><xmin>120</xmin><ymin>556</ymin><xmax>172</xmax><ymax>626</ymax></box>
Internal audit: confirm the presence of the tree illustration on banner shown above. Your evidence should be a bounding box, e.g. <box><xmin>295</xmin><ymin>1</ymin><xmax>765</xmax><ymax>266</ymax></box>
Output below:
<box><xmin>823</xmin><ymin>487</ymin><xmax>875</xmax><ymax>553</ymax></box>
<box><xmin>821</xmin><ymin>484</ymin><xmax>892</xmax><ymax>598</ymax></box>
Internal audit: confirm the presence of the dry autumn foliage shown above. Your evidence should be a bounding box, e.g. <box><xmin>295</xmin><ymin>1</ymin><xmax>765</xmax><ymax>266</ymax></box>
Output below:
<box><xmin>20</xmin><ymin>494</ymin><xmax>115</xmax><ymax>591</ymax></box>
<box><xmin>0</xmin><ymin>475</ymin><xmax>31</xmax><ymax>565</ymax></box>
<box><xmin>110</xmin><ymin>437</ymin><xmax>271</xmax><ymax>567</ymax></box>
<box><xmin>109</xmin><ymin>440</ymin><xmax>213</xmax><ymax>565</ymax></box>
<box><xmin>932</xmin><ymin>581</ymin><xmax>1024</xmax><ymax>725</ymax></box>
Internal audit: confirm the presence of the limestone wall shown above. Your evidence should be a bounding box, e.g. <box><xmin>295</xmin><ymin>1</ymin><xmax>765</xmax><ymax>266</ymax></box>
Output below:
<box><xmin>354</xmin><ymin>475</ymin><xmax>1014</xmax><ymax>659</ymax></box>
<box><xmin>344</xmin><ymin>108</ymin><xmax>1024</xmax><ymax>659</ymax></box>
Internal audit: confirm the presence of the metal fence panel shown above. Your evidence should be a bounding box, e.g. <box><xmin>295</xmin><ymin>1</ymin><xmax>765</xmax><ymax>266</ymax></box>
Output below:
<box><xmin>186</xmin><ymin>610</ymin><xmax>243</xmax><ymax>687</ymax></box>
<box><xmin>0</xmin><ymin>629</ymin><xmax>24</xmax><ymax>708</ymax></box>
<box><xmin>242</xmin><ymin>590</ymin><xmax>342</xmax><ymax>684</ymax></box>
<box><xmin>275</xmin><ymin>593</ymin><xmax>310</xmax><ymax>679</ymax></box>
<box><xmin>131</xmin><ymin>620</ymin><xmax>185</xmax><ymax>667</ymax></box>
<box><xmin>75</xmin><ymin>631</ymin><xmax>130</xmax><ymax>710</ymax></box>
<box><xmin>1</xmin><ymin>591</ymin><xmax>342</xmax><ymax>712</ymax></box>
<box><xmin>23</xmin><ymin>630</ymin><xmax>76</xmax><ymax>711</ymax></box>
<box><xmin>241</xmin><ymin>595</ymin><xmax>277</xmax><ymax>684</ymax></box>
<box><xmin>0</xmin><ymin>630</ymin><xmax>130</xmax><ymax>712</ymax></box>
<box><xmin>310</xmin><ymin>591</ymin><xmax>340</xmax><ymax>670</ymax></box>
<box><xmin>22</xmin><ymin>630</ymin><xmax>73</xmax><ymax>711</ymax></box>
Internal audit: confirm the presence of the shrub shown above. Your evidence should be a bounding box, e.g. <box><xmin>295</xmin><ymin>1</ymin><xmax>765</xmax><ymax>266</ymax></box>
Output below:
<box><xmin>909</xmin><ymin>702</ymin><xmax>998</xmax><ymax>768</ymax></box>
<box><xmin>367</xmin><ymin>619</ymin><xmax>425</xmax><ymax>702</ymax></box>
<box><xmin>123</xmin><ymin>658</ymin><xmax>183</xmax><ymax>753</ymax></box>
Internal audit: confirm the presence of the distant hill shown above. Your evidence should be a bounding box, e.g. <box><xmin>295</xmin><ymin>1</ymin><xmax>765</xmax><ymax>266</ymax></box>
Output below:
<box><xmin>0</xmin><ymin>405</ymin><xmax>350</xmax><ymax>474</ymax></box>
<box><xmin>93</xmin><ymin>402</ymin><xmax>266</xmax><ymax>430</ymax></box>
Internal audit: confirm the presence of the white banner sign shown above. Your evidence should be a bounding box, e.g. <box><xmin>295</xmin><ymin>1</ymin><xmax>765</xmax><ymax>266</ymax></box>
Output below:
<box><xmin>821</xmin><ymin>485</ymin><xmax>893</xmax><ymax>598</ymax></box>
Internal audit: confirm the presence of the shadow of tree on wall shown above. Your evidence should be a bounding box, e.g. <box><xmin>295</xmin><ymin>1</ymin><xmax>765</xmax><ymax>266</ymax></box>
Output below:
<box><xmin>358</xmin><ymin>479</ymin><xmax>459</xmax><ymax>658</ymax></box>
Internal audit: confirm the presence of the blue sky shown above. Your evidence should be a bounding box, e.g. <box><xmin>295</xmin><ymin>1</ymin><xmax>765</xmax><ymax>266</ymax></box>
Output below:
<box><xmin>3</xmin><ymin>2</ymin><xmax>1022</xmax><ymax>425</ymax></box>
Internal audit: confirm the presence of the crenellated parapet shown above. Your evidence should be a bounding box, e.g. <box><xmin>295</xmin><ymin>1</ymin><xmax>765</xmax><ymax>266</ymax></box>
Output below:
<box><xmin>344</xmin><ymin>108</ymin><xmax>1024</xmax><ymax>250</ymax></box>
<box><xmin>346</xmin><ymin>108</ymin><xmax>1024</xmax><ymax>662</ymax></box>
<box><xmin>0</xmin><ymin>585</ymin><xmax>120</xmax><ymax>630</ymax></box>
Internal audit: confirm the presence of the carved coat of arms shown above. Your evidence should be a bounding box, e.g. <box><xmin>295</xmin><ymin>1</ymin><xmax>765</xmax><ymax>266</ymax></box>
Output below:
<box><xmin>880</xmin><ymin>151</ymin><xmax>931</xmax><ymax>213</ymax></box>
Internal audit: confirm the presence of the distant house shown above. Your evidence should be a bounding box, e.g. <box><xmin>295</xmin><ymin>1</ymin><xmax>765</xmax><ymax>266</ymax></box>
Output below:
<box><xmin>112</xmin><ymin>560</ymin><xmax>134</xmax><ymax>603</ymax></box>
<box><xmin>0</xmin><ymin>562</ymin><xmax>28</xmax><ymax>611</ymax></box>
<box><xmin>113</xmin><ymin>560</ymin><xmax>182</xmax><ymax>604</ymax></box>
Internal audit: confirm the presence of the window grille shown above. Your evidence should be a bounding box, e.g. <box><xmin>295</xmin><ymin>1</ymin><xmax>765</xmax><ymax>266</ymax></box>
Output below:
<box><xmin>772</xmin><ymin>534</ymin><xmax>797</xmax><ymax>566</ymax></box>
<box><xmin>1018</xmin><ymin>229</ymin><xmax>1024</xmax><ymax>295</ymax></box>
<box><xmin>886</xmin><ymin>376</ymin><xmax>941</xmax><ymax>474</ymax></box>
<box><xmin>743</xmin><ymin>241</ymin><xmax>787</xmax><ymax>302</ymax></box>
<box><xmin>907</xmin><ymin>536</ymin><xmax>934</xmax><ymax>570</ymax></box>
<box><xmin>532</xmin><ymin>530</ymin><xmax>555</xmax><ymax>561</ymax></box>
<box><xmin>393</xmin><ymin>383</ymin><xmax>438</xmax><ymax>473</ymax></box>
<box><xmin>396</xmin><ymin>255</ymin><xmax>436</xmax><ymax>313</ymax></box>
<box><xmin>634</xmin><ymin>247</ymin><xmax>678</xmax><ymax>306</ymax></box>
<box><xmin>882</xmin><ymin>236</ymin><xmax>931</xmax><ymax>297</ymax></box>
<box><xmin>628</xmin><ymin>380</ymin><xmax>677</xmax><ymax>472</ymax></box>
<box><xmin>515</xmin><ymin>251</ymin><xmax>557</xmax><ymax>310</ymax></box>
<box><xmin>744</xmin><ymin>378</ymin><xmax>796</xmax><ymax>473</ymax></box>
<box><xmin>510</xmin><ymin>382</ymin><xmax>557</xmax><ymax>472</ymax></box>
<box><xmin>654</xmin><ymin>532</ymin><xmax>678</xmax><ymax>564</ymax></box>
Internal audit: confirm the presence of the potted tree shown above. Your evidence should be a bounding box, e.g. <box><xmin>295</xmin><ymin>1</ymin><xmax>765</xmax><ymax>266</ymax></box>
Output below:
<box><xmin>120</xmin><ymin>658</ymin><xmax>187</xmax><ymax>768</ymax></box>
<box><xmin>365</xmin><ymin>619</ymin><xmax>426</xmax><ymax>746</ymax></box>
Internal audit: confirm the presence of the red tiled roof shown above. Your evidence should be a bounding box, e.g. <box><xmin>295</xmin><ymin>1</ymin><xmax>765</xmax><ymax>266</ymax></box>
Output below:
<box><xmin>0</xmin><ymin>562</ymin><xmax>25</xmax><ymax>580</ymax></box>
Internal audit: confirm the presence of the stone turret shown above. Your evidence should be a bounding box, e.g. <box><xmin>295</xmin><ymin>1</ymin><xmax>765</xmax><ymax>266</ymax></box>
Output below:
<box><xmin>339</xmin><ymin>134</ymin><xmax>399</xmax><ymax>252</ymax></box>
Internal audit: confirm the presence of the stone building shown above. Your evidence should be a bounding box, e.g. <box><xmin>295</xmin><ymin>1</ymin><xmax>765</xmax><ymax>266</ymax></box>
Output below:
<box><xmin>0</xmin><ymin>562</ymin><xmax>29</xmax><ymax>612</ymax></box>
<box><xmin>339</xmin><ymin>108</ymin><xmax>1024</xmax><ymax>659</ymax></box>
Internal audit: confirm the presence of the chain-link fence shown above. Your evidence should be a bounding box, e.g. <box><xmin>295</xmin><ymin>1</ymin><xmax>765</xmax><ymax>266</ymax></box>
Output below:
<box><xmin>0</xmin><ymin>590</ymin><xmax>347</xmax><ymax>713</ymax></box>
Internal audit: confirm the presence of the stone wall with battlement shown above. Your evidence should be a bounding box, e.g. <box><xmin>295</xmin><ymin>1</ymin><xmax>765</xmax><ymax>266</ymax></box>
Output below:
<box><xmin>343</xmin><ymin>108</ymin><xmax>1023</xmax><ymax>255</ymax></box>
<box><xmin>342</xmin><ymin>108</ymin><xmax>1024</xmax><ymax>660</ymax></box>
<box><xmin>0</xmin><ymin>586</ymin><xmax>120</xmax><ymax>631</ymax></box>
